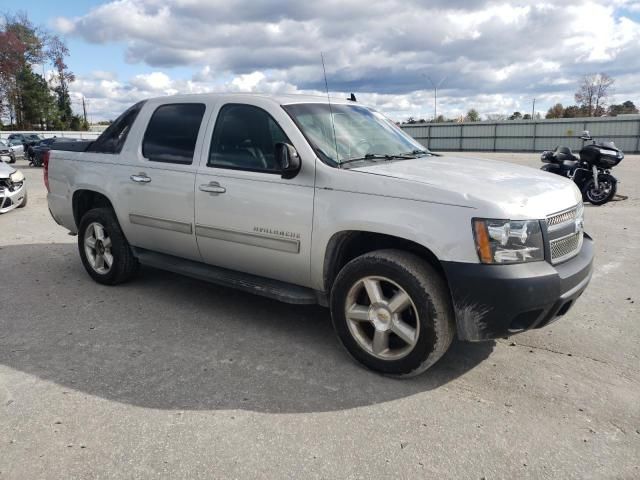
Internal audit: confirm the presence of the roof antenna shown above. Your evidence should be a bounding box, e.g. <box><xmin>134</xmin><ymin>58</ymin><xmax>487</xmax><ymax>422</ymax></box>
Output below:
<box><xmin>348</xmin><ymin>93</ymin><xmax>357</xmax><ymax>102</ymax></box>
<box><xmin>321</xmin><ymin>52</ymin><xmax>339</xmax><ymax>163</ymax></box>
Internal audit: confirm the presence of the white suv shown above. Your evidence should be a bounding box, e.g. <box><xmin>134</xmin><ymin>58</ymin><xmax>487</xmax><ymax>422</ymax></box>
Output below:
<box><xmin>46</xmin><ymin>93</ymin><xmax>593</xmax><ymax>376</ymax></box>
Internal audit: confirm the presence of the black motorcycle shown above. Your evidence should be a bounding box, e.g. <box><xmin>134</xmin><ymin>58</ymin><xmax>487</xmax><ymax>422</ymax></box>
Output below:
<box><xmin>540</xmin><ymin>130</ymin><xmax>623</xmax><ymax>205</ymax></box>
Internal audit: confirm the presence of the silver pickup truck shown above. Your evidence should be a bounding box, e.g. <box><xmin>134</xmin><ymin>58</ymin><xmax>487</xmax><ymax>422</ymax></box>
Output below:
<box><xmin>46</xmin><ymin>93</ymin><xmax>593</xmax><ymax>376</ymax></box>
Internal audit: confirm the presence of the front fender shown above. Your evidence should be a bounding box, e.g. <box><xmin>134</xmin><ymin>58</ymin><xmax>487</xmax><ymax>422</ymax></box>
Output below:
<box><xmin>309</xmin><ymin>188</ymin><xmax>479</xmax><ymax>291</ymax></box>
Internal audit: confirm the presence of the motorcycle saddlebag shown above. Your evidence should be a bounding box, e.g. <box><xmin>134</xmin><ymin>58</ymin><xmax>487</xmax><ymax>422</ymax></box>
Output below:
<box><xmin>540</xmin><ymin>151</ymin><xmax>556</xmax><ymax>163</ymax></box>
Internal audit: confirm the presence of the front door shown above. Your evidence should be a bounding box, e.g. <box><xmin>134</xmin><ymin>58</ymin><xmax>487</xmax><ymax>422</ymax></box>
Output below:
<box><xmin>194</xmin><ymin>101</ymin><xmax>315</xmax><ymax>287</ymax></box>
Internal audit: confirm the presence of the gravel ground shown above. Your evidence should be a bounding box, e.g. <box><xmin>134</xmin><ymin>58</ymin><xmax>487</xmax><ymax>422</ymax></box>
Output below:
<box><xmin>1</xmin><ymin>153</ymin><xmax>639</xmax><ymax>479</ymax></box>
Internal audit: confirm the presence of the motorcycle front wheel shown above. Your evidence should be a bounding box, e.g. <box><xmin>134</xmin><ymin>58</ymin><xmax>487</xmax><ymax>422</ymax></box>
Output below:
<box><xmin>582</xmin><ymin>174</ymin><xmax>617</xmax><ymax>206</ymax></box>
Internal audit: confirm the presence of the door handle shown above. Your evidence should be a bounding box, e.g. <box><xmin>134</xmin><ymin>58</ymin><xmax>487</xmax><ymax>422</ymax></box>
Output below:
<box><xmin>130</xmin><ymin>174</ymin><xmax>151</xmax><ymax>183</ymax></box>
<box><xmin>199</xmin><ymin>182</ymin><xmax>226</xmax><ymax>194</ymax></box>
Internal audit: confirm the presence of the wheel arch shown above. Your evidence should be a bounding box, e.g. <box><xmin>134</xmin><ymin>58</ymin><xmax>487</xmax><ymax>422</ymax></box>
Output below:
<box><xmin>322</xmin><ymin>230</ymin><xmax>446</xmax><ymax>294</ymax></box>
<box><xmin>72</xmin><ymin>189</ymin><xmax>116</xmax><ymax>228</ymax></box>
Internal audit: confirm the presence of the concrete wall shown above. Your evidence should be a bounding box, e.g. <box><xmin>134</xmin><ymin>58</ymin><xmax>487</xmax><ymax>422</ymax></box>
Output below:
<box><xmin>401</xmin><ymin>115</ymin><xmax>640</xmax><ymax>153</ymax></box>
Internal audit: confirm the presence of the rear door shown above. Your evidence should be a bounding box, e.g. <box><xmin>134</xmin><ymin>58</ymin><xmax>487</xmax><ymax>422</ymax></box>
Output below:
<box><xmin>194</xmin><ymin>99</ymin><xmax>315</xmax><ymax>286</ymax></box>
<box><xmin>118</xmin><ymin>101</ymin><xmax>209</xmax><ymax>261</ymax></box>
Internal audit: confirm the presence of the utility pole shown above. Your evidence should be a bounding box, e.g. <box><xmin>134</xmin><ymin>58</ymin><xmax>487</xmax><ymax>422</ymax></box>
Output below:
<box><xmin>82</xmin><ymin>97</ymin><xmax>88</xmax><ymax>125</ymax></box>
<box><xmin>532</xmin><ymin>98</ymin><xmax>536</xmax><ymax>119</ymax></box>
<box><xmin>427</xmin><ymin>75</ymin><xmax>447</xmax><ymax>121</ymax></box>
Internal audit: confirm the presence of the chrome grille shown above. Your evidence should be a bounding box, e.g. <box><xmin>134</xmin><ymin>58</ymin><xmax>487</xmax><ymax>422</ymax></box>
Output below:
<box><xmin>550</xmin><ymin>232</ymin><xmax>583</xmax><ymax>264</ymax></box>
<box><xmin>546</xmin><ymin>205</ymin><xmax>579</xmax><ymax>229</ymax></box>
<box><xmin>546</xmin><ymin>203</ymin><xmax>584</xmax><ymax>264</ymax></box>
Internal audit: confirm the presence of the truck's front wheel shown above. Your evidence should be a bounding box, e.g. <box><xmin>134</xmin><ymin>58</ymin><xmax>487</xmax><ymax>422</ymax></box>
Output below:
<box><xmin>330</xmin><ymin>249</ymin><xmax>454</xmax><ymax>377</ymax></box>
<box><xmin>78</xmin><ymin>208</ymin><xmax>138</xmax><ymax>285</ymax></box>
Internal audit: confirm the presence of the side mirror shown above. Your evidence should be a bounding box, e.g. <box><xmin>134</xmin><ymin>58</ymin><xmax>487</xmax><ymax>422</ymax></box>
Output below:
<box><xmin>275</xmin><ymin>142</ymin><xmax>301</xmax><ymax>179</ymax></box>
<box><xmin>580</xmin><ymin>130</ymin><xmax>592</xmax><ymax>141</ymax></box>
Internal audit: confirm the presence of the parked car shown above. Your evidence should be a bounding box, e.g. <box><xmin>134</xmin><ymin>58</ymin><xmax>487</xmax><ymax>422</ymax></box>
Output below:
<box><xmin>7</xmin><ymin>133</ymin><xmax>43</xmax><ymax>145</ymax></box>
<box><xmin>46</xmin><ymin>93</ymin><xmax>593</xmax><ymax>377</ymax></box>
<box><xmin>0</xmin><ymin>140</ymin><xmax>17</xmax><ymax>164</ymax></box>
<box><xmin>7</xmin><ymin>138</ymin><xmax>25</xmax><ymax>158</ymax></box>
<box><xmin>9</xmin><ymin>133</ymin><xmax>44</xmax><ymax>161</ymax></box>
<box><xmin>30</xmin><ymin>137</ymin><xmax>81</xmax><ymax>167</ymax></box>
<box><xmin>0</xmin><ymin>161</ymin><xmax>27</xmax><ymax>213</ymax></box>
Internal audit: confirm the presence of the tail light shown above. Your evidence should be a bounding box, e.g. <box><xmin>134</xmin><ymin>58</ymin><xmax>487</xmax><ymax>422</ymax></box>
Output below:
<box><xmin>43</xmin><ymin>150</ymin><xmax>51</xmax><ymax>192</ymax></box>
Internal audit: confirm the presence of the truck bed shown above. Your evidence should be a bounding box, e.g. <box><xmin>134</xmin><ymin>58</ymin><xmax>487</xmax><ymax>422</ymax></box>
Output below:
<box><xmin>50</xmin><ymin>140</ymin><xmax>93</xmax><ymax>152</ymax></box>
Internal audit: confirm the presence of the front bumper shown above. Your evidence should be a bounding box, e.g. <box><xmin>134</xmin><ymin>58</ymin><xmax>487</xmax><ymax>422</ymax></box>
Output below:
<box><xmin>442</xmin><ymin>234</ymin><xmax>594</xmax><ymax>341</ymax></box>
<box><xmin>0</xmin><ymin>181</ymin><xmax>27</xmax><ymax>213</ymax></box>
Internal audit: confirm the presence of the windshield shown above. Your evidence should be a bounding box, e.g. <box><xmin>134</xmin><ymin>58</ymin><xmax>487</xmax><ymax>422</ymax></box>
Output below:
<box><xmin>283</xmin><ymin>103</ymin><xmax>429</xmax><ymax>166</ymax></box>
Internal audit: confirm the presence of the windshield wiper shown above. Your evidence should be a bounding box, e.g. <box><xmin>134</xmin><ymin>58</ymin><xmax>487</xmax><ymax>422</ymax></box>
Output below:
<box><xmin>399</xmin><ymin>149</ymin><xmax>431</xmax><ymax>157</ymax></box>
<box><xmin>339</xmin><ymin>153</ymin><xmax>418</xmax><ymax>166</ymax></box>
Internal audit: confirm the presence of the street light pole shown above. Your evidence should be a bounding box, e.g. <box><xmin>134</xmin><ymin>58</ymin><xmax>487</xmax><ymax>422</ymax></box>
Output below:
<box><xmin>532</xmin><ymin>98</ymin><xmax>536</xmax><ymax>119</ymax></box>
<box><xmin>427</xmin><ymin>75</ymin><xmax>447</xmax><ymax>122</ymax></box>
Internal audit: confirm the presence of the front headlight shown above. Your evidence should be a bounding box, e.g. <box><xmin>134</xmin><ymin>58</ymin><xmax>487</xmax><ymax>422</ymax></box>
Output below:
<box><xmin>9</xmin><ymin>170</ymin><xmax>25</xmax><ymax>183</ymax></box>
<box><xmin>472</xmin><ymin>218</ymin><xmax>544</xmax><ymax>264</ymax></box>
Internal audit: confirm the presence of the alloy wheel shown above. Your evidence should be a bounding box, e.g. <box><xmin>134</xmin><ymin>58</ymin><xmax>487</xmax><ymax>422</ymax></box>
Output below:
<box><xmin>84</xmin><ymin>222</ymin><xmax>114</xmax><ymax>274</ymax></box>
<box><xmin>344</xmin><ymin>276</ymin><xmax>420</xmax><ymax>360</ymax></box>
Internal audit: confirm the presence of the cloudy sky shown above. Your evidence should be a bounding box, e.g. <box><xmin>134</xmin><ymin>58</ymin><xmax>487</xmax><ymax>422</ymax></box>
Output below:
<box><xmin>18</xmin><ymin>0</ymin><xmax>640</xmax><ymax>121</ymax></box>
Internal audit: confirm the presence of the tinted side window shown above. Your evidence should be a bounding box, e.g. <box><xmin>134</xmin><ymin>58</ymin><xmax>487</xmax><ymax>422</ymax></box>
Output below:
<box><xmin>88</xmin><ymin>101</ymin><xmax>145</xmax><ymax>154</ymax></box>
<box><xmin>142</xmin><ymin>103</ymin><xmax>206</xmax><ymax>165</ymax></box>
<box><xmin>209</xmin><ymin>104</ymin><xmax>290</xmax><ymax>172</ymax></box>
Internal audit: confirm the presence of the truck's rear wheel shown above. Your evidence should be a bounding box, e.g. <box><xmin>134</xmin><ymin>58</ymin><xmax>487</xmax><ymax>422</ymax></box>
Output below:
<box><xmin>78</xmin><ymin>208</ymin><xmax>138</xmax><ymax>285</ymax></box>
<box><xmin>330</xmin><ymin>249</ymin><xmax>454</xmax><ymax>377</ymax></box>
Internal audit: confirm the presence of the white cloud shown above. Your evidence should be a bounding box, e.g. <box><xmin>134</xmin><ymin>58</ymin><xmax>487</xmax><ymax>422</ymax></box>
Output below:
<box><xmin>130</xmin><ymin>72</ymin><xmax>174</xmax><ymax>91</ymax></box>
<box><xmin>59</xmin><ymin>0</ymin><xmax>640</xmax><ymax>121</ymax></box>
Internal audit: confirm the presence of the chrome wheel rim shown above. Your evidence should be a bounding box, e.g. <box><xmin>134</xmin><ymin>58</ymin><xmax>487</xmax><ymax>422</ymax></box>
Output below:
<box><xmin>344</xmin><ymin>276</ymin><xmax>420</xmax><ymax>360</ymax></box>
<box><xmin>84</xmin><ymin>222</ymin><xmax>113</xmax><ymax>274</ymax></box>
<box><xmin>588</xmin><ymin>180</ymin><xmax>612</xmax><ymax>202</ymax></box>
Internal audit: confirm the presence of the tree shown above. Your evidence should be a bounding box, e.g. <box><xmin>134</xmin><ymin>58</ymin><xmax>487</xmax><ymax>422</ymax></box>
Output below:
<box><xmin>47</xmin><ymin>35</ymin><xmax>75</xmax><ymax>129</ymax></box>
<box><xmin>433</xmin><ymin>114</ymin><xmax>446</xmax><ymax>123</ymax></box>
<box><xmin>562</xmin><ymin>105</ymin><xmax>583</xmax><ymax>118</ymax></box>
<box><xmin>522</xmin><ymin>113</ymin><xmax>532</xmax><ymax>120</ymax></box>
<box><xmin>0</xmin><ymin>12</ymin><xmax>47</xmax><ymax>128</ymax></box>
<box><xmin>509</xmin><ymin>111</ymin><xmax>522</xmax><ymax>120</ymax></box>
<box><xmin>546</xmin><ymin>103</ymin><xmax>564</xmax><ymax>119</ymax></box>
<box><xmin>0</xmin><ymin>12</ymin><xmax>77</xmax><ymax>130</ymax></box>
<box><xmin>608</xmin><ymin>100</ymin><xmax>638</xmax><ymax>116</ymax></box>
<box><xmin>19</xmin><ymin>67</ymin><xmax>57</xmax><ymax>129</ymax></box>
<box><xmin>575</xmin><ymin>73</ymin><xmax>614</xmax><ymax>117</ymax></box>
<box><xmin>69</xmin><ymin>114</ymin><xmax>86</xmax><ymax>130</ymax></box>
<box><xmin>3</xmin><ymin>12</ymin><xmax>45</xmax><ymax>64</ymax></box>
<box><xmin>465</xmin><ymin>109</ymin><xmax>480</xmax><ymax>122</ymax></box>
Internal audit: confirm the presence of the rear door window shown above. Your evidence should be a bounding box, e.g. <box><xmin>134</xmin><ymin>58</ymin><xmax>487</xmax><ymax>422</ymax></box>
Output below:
<box><xmin>88</xmin><ymin>101</ymin><xmax>145</xmax><ymax>154</ymax></box>
<box><xmin>142</xmin><ymin>103</ymin><xmax>206</xmax><ymax>165</ymax></box>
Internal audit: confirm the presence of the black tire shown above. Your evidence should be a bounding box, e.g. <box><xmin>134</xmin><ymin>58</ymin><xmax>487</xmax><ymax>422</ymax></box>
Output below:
<box><xmin>330</xmin><ymin>249</ymin><xmax>455</xmax><ymax>377</ymax></box>
<box><xmin>17</xmin><ymin>190</ymin><xmax>27</xmax><ymax>208</ymax></box>
<box><xmin>78</xmin><ymin>207</ymin><xmax>138</xmax><ymax>285</ymax></box>
<box><xmin>582</xmin><ymin>174</ymin><xmax>617</xmax><ymax>206</ymax></box>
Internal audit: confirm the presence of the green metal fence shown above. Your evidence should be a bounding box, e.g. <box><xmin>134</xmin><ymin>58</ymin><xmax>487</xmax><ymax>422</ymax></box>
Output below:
<box><xmin>401</xmin><ymin>116</ymin><xmax>640</xmax><ymax>153</ymax></box>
